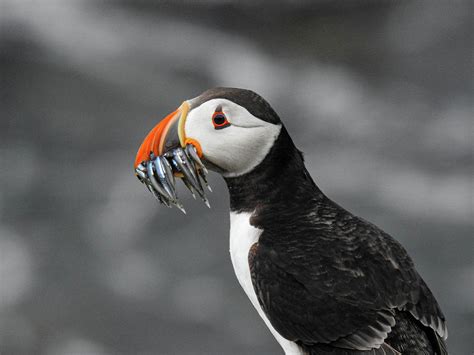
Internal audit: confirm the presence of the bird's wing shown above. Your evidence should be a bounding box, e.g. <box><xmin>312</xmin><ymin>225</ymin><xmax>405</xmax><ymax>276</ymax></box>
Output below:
<box><xmin>248</xmin><ymin>218</ymin><xmax>447</xmax><ymax>351</ymax></box>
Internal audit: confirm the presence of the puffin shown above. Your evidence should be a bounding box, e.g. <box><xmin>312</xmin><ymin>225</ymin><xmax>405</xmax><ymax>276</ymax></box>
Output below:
<box><xmin>134</xmin><ymin>87</ymin><xmax>448</xmax><ymax>355</ymax></box>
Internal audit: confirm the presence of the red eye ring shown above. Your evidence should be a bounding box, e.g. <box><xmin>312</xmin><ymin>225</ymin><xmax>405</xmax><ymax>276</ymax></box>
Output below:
<box><xmin>212</xmin><ymin>111</ymin><xmax>231</xmax><ymax>130</ymax></box>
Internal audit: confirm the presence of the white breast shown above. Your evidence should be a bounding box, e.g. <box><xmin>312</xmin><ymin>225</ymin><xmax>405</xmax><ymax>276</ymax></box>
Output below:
<box><xmin>229</xmin><ymin>212</ymin><xmax>303</xmax><ymax>355</ymax></box>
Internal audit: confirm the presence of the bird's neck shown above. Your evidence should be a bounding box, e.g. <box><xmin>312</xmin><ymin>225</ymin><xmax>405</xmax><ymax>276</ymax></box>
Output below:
<box><xmin>224</xmin><ymin>127</ymin><xmax>326</xmax><ymax>224</ymax></box>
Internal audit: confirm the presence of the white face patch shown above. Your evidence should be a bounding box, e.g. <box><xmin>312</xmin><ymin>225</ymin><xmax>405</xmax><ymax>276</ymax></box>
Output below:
<box><xmin>184</xmin><ymin>99</ymin><xmax>281</xmax><ymax>177</ymax></box>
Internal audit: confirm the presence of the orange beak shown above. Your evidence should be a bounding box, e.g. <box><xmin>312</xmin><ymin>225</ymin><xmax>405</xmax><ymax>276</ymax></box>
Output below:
<box><xmin>134</xmin><ymin>101</ymin><xmax>198</xmax><ymax>168</ymax></box>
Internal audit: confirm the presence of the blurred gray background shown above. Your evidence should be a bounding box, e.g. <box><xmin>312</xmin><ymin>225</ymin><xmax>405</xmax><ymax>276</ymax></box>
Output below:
<box><xmin>1</xmin><ymin>1</ymin><xmax>472</xmax><ymax>354</ymax></box>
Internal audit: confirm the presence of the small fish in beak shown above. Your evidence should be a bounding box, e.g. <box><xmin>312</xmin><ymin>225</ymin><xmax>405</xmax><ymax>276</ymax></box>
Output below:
<box><xmin>134</xmin><ymin>102</ymin><xmax>211</xmax><ymax>213</ymax></box>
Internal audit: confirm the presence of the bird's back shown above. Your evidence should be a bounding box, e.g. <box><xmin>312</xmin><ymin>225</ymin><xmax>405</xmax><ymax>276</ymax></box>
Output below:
<box><xmin>224</xmin><ymin>120</ymin><xmax>448</xmax><ymax>355</ymax></box>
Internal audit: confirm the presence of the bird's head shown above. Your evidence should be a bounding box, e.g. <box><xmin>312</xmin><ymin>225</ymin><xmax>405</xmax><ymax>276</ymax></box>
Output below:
<box><xmin>134</xmin><ymin>88</ymin><xmax>284</xmax><ymax>211</ymax></box>
<box><xmin>135</xmin><ymin>88</ymin><xmax>282</xmax><ymax>177</ymax></box>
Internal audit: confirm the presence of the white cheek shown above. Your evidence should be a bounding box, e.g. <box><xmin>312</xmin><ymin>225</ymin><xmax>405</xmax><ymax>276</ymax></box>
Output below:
<box><xmin>185</xmin><ymin>116</ymin><xmax>281</xmax><ymax>177</ymax></box>
<box><xmin>217</xmin><ymin>125</ymin><xmax>281</xmax><ymax>177</ymax></box>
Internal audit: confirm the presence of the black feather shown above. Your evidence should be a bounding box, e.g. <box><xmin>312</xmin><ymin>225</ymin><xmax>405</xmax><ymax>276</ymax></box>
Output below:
<box><xmin>225</xmin><ymin>121</ymin><xmax>448</xmax><ymax>354</ymax></box>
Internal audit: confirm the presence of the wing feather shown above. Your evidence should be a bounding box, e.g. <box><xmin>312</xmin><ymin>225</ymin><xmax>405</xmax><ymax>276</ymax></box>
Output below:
<box><xmin>248</xmin><ymin>206</ymin><xmax>447</xmax><ymax>352</ymax></box>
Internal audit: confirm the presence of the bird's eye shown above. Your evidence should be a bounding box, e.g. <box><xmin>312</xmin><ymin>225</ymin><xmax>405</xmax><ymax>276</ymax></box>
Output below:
<box><xmin>212</xmin><ymin>111</ymin><xmax>231</xmax><ymax>130</ymax></box>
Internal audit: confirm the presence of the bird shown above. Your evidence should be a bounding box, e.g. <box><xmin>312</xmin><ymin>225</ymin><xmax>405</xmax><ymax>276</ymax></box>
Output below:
<box><xmin>134</xmin><ymin>87</ymin><xmax>448</xmax><ymax>355</ymax></box>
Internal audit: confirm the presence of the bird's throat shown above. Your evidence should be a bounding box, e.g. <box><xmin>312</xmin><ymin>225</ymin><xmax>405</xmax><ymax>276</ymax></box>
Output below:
<box><xmin>224</xmin><ymin>127</ymin><xmax>324</xmax><ymax>225</ymax></box>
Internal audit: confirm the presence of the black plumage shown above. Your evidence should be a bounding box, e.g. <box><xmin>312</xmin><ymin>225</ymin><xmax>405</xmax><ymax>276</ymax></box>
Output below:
<box><xmin>221</xmin><ymin>89</ymin><xmax>448</xmax><ymax>354</ymax></box>
<box><xmin>189</xmin><ymin>87</ymin><xmax>281</xmax><ymax>124</ymax></box>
